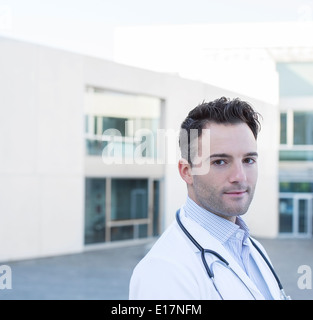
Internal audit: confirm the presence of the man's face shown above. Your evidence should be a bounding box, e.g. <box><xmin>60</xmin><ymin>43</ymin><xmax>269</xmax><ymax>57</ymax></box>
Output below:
<box><xmin>187</xmin><ymin>122</ymin><xmax>258</xmax><ymax>222</ymax></box>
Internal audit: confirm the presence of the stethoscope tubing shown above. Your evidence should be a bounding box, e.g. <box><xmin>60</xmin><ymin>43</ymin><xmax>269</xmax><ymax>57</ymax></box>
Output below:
<box><xmin>175</xmin><ymin>209</ymin><xmax>290</xmax><ymax>300</ymax></box>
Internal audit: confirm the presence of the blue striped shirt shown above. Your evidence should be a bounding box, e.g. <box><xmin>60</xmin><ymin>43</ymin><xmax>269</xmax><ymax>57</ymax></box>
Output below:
<box><xmin>184</xmin><ymin>197</ymin><xmax>273</xmax><ymax>300</ymax></box>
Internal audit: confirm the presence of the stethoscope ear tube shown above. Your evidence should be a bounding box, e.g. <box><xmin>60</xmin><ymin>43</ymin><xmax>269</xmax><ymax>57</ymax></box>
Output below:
<box><xmin>176</xmin><ymin>208</ymin><xmax>291</xmax><ymax>300</ymax></box>
<box><xmin>248</xmin><ymin>238</ymin><xmax>283</xmax><ymax>290</ymax></box>
<box><xmin>175</xmin><ymin>210</ymin><xmax>216</xmax><ymax>279</ymax></box>
<box><xmin>176</xmin><ymin>210</ymin><xmax>202</xmax><ymax>252</ymax></box>
<box><xmin>176</xmin><ymin>210</ymin><xmax>229</xmax><ymax>278</ymax></box>
<box><xmin>249</xmin><ymin>237</ymin><xmax>291</xmax><ymax>300</ymax></box>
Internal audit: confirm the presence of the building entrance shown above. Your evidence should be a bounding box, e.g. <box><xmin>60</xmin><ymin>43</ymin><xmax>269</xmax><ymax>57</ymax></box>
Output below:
<box><xmin>279</xmin><ymin>193</ymin><xmax>313</xmax><ymax>237</ymax></box>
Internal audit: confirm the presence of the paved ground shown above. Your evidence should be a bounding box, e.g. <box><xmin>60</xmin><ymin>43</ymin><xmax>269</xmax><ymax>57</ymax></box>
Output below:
<box><xmin>1</xmin><ymin>238</ymin><xmax>313</xmax><ymax>300</ymax></box>
<box><xmin>258</xmin><ymin>237</ymin><xmax>313</xmax><ymax>300</ymax></box>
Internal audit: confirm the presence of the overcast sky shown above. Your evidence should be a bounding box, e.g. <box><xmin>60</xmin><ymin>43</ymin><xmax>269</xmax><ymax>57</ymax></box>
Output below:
<box><xmin>0</xmin><ymin>0</ymin><xmax>312</xmax><ymax>59</ymax></box>
<box><xmin>2</xmin><ymin>0</ymin><xmax>312</xmax><ymax>24</ymax></box>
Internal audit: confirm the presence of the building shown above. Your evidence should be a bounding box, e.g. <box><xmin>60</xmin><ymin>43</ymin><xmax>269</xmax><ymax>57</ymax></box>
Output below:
<box><xmin>277</xmin><ymin>61</ymin><xmax>313</xmax><ymax>236</ymax></box>
<box><xmin>114</xmin><ymin>22</ymin><xmax>313</xmax><ymax>239</ymax></box>
<box><xmin>0</xmin><ymin>36</ymin><xmax>279</xmax><ymax>262</ymax></box>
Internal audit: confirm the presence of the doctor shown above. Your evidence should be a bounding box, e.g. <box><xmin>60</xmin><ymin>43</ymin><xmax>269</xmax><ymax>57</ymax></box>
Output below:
<box><xmin>129</xmin><ymin>97</ymin><xmax>290</xmax><ymax>300</ymax></box>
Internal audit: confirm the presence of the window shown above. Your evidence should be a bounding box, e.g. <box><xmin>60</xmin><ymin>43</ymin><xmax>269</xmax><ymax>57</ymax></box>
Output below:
<box><xmin>279</xmin><ymin>198</ymin><xmax>293</xmax><ymax>233</ymax></box>
<box><xmin>84</xmin><ymin>178</ymin><xmax>106</xmax><ymax>244</ymax></box>
<box><xmin>279</xmin><ymin>193</ymin><xmax>313</xmax><ymax>236</ymax></box>
<box><xmin>279</xmin><ymin>150</ymin><xmax>313</xmax><ymax>161</ymax></box>
<box><xmin>111</xmin><ymin>179</ymin><xmax>148</xmax><ymax>221</ymax></box>
<box><xmin>279</xmin><ymin>110</ymin><xmax>313</xmax><ymax>161</ymax></box>
<box><xmin>84</xmin><ymin>178</ymin><xmax>162</xmax><ymax>244</ymax></box>
<box><xmin>280</xmin><ymin>182</ymin><xmax>313</xmax><ymax>193</ymax></box>
<box><xmin>84</xmin><ymin>88</ymin><xmax>162</xmax><ymax>160</ymax></box>
<box><xmin>83</xmin><ymin>87</ymin><xmax>164</xmax><ymax>245</ymax></box>
<box><xmin>280</xmin><ymin>113</ymin><xmax>287</xmax><ymax>145</ymax></box>
<box><xmin>294</xmin><ymin>112</ymin><xmax>313</xmax><ymax>145</ymax></box>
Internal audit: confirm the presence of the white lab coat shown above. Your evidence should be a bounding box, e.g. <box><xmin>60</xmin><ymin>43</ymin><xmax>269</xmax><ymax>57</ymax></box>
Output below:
<box><xmin>129</xmin><ymin>208</ymin><xmax>283</xmax><ymax>300</ymax></box>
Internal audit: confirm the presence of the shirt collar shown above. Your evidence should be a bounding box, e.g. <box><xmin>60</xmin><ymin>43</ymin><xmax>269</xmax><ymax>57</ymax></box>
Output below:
<box><xmin>183</xmin><ymin>197</ymin><xmax>250</xmax><ymax>244</ymax></box>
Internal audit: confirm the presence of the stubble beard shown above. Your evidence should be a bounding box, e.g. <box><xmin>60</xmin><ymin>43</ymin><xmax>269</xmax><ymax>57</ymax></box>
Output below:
<box><xmin>194</xmin><ymin>183</ymin><xmax>256</xmax><ymax>220</ymax></box>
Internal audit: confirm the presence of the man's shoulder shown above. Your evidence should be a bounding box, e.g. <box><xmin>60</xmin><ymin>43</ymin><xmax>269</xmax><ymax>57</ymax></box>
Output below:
<box><xmin>145</xmin><ymin>221</ymin><xmax>187</xmax><ymax>256</ymax></box>
<box><xmin>134</xmin><ymin>220</ymin><xmax>196</xmax><ymax>269</ymax></box>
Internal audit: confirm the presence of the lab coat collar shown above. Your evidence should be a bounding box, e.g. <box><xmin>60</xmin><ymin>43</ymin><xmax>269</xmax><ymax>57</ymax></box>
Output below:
<box><xmin>178</xmin><ymin>207</ymin><xmax>278</xmax><ymax>300</ymax></box>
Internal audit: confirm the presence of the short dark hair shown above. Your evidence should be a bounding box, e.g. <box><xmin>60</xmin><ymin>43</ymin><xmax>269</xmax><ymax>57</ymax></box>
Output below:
<box><xmin>179</xmin><ymin>97</ymin><xmax>262</xmax><ymax>164</ymax></box>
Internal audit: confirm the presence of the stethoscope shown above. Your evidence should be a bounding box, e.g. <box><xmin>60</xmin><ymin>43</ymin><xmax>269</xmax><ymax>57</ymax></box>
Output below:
<box><xmin>176</xmin><ymin>209</ymin><xmax>291</xmax><ymax>300</ymax></box>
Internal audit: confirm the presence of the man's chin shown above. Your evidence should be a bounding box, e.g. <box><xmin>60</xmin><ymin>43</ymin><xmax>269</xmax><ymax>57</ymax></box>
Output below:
<box><xmin>220</xmin><ymin>206</ymin><xmax>249</xmax><ymax>218</ymax></box>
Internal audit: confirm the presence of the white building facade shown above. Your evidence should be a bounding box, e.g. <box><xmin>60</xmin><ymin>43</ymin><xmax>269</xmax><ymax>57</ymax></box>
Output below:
<box><xmin>0</xmin><ymin>36</ymin><xmax>279</xmax><ymax>262</ymax></box>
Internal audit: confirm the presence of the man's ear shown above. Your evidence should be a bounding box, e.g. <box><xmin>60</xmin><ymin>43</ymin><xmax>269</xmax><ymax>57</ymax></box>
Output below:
<box><xmin>178</xmin><ymin>158</ymin><xmax>193</xmax><ymax>185</ymax></box>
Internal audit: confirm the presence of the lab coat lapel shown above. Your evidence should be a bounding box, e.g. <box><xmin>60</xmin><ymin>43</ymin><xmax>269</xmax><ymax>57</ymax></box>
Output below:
<box><xmin>248</xmin><ymin>238</ymin><xmax>282</xmax><ymax>300</ymax></box>
<box><xmin>179</xmin><ymin>209</ymin><xmax>265</xmax><ymax>300</ymax></box>
<box><xmin>203</xmin><ymin>236</ymin><xmax>265</xmax><ymax>300</ymax></box>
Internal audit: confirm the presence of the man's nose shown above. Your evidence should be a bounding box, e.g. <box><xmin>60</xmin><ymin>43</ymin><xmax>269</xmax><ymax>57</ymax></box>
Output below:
<box><xmin>229</xmin><ymin>162</ymin><xmax>247</xmax><ymax>183</ymax></box>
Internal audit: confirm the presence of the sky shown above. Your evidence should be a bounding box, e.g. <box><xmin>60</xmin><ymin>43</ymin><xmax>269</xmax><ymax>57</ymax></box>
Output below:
<box><xmin>1</xmin><ymin>0</ymin><xmax>312</xmax><ymax>25</ymax></box>
<box><xmin>0</xmin><ymin>0</ymin><xmax>313</xmax><ymax>60</ymax></box>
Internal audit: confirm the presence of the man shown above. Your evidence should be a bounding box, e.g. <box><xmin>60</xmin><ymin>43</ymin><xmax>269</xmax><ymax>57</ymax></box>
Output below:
<box><xmin>129</xmin><ymin>97</ymin><xmax>289</xmax><ymax>300</ymax></box>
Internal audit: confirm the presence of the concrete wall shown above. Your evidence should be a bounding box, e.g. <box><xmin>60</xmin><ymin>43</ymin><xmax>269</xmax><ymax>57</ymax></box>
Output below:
<box><xmin>0</xmin><ymin>37</ymin><xmax>279</xmax><ymax>262</ymax></box>
<box><xmin>0</xmin><ymin>37</ymin><xmax>85</xmax><ymax>262</ymax></box>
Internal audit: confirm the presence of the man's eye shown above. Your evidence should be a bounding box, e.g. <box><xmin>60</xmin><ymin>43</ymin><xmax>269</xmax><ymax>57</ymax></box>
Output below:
<box><xmin>213</xmin><ymin>159</ymin><xmax>226</xmax><ymax>165</ymax></box>
<box><xmin>244</xmin><ymin>158</ymin><xmax>256</xmax><ymax>164</ymax></box>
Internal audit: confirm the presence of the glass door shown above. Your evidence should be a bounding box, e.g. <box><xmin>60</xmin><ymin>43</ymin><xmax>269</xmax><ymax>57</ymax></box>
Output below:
<box><xmin>279</xmin><ymin>193</ymin><xmax>313</xmax><ymax>237</ymax></box>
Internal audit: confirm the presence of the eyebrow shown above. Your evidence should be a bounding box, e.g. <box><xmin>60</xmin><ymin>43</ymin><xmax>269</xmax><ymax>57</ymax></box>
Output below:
<box><xmin>210</xmin><ymin>152</ymin><xmax>259</xmax><ymax>159</ymax></box>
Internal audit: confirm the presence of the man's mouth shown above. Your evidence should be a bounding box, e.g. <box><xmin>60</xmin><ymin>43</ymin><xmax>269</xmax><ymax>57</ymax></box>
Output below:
<box><xmin>224</xmin><ymin>190</ymin><xmax>247</xmax><ymax>196</ymax></box>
